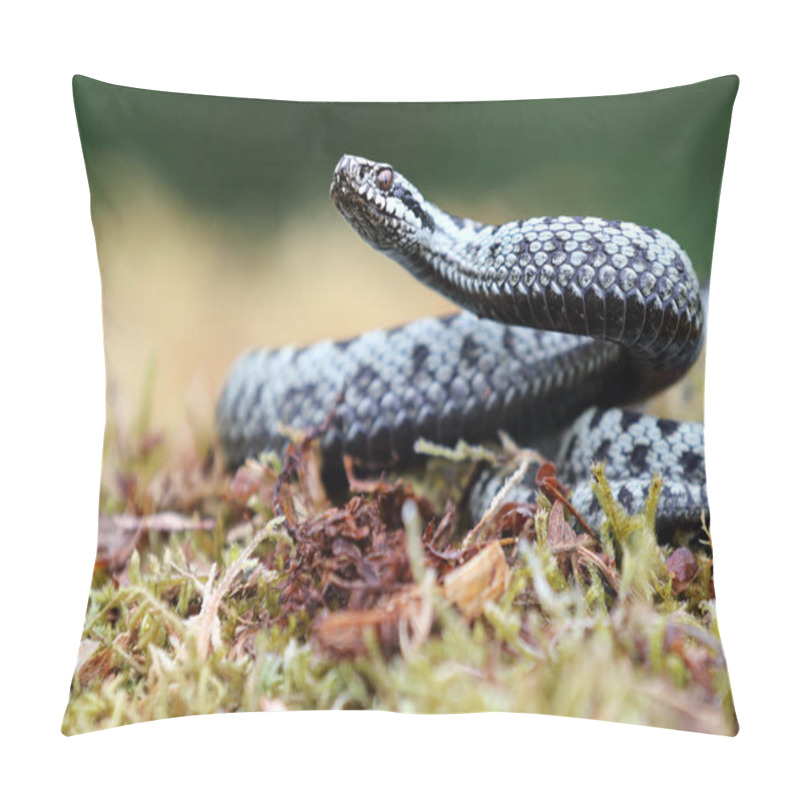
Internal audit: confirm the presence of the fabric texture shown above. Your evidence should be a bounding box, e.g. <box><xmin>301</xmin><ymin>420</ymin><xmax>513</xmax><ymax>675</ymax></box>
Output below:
<box><xmin>65</xmin><ymin>75</ymin><xmax>738</xmax><ymax>735</ymax></box>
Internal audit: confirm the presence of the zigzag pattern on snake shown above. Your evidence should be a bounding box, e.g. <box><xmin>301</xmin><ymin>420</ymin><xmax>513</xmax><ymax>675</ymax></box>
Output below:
<box><xmin>217</xmin><ymin>155</ymin><xmax>708</xmax><ymax>536</ymax></box>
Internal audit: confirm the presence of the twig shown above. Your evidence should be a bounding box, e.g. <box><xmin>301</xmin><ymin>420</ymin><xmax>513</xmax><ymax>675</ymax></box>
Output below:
<box><xmin>461</xmin><ymin>454</ymin><xmax>536</xmax><ymax>550</ymax></box>
<box><xmin>191</xmin><ymin>517</ymin><xmax>286</xmax><ymax>660</ymax></box>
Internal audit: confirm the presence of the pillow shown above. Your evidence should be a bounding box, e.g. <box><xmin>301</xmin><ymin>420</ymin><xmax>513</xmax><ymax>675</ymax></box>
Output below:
<box><xmin>65</xmin><ymin>74</ymin><xmax>738</xmax><ymax>734</ymax></box>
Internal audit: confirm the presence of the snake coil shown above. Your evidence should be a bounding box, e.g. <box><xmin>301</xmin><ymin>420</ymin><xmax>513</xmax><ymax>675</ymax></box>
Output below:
<box><xmin>217</xmin><ymin>155</ymin><xmax>708</xmax><ymax>535</ymax></box>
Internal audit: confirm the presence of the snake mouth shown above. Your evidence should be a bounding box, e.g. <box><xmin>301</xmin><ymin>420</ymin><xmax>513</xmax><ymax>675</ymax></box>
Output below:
<box><xmin>330</xmin><ymin>154</ymin><xmax>390</xmax><ymax>210</ymax></box>
<box><xmin>330</xmin><ymin>154</ymin><xmax>420</xmax><ymax>248</ymax></box>
<box><xmin>330</xmin><ymin>154</ymin><xmax>380</xmax><ymax>200</ymax></box>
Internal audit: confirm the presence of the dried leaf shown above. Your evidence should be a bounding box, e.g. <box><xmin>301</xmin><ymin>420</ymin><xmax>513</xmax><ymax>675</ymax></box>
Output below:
<box><xmin>228</xmin><ymin>459</ymin><xmax>275</xmax><ymax>504</ymax></box>
<box><xmin>547</xmin><ymin>501</ymin><xmax>579</xmax><ymax>577</ymax></box>
<box><xmin>99</xmin><ymin>512</ymin><xmax>215</xmax><ymax>536</ymax></box>
<box><xmin>547</xmin><ymin>501</ymin><xmax>578</xmax><ymax>552</ymax></box>
<box><xmin>666</xmin><ymin>547</ymin><xmax>699</xmax><ymax>593</ymax></box>
<box><xmin>96</xmin><ymin>512</ymin><xmax>215</xmax><ymax>574</ymax></box>
<box><xmin>75</xmin><ymin>640</ymin><xmax>105</xmax><ymax>686</ymax></box>
<box><xmin>314</xmin><ymin>587</ymin><xmax>431</xmax><ymax>657</ymax></box>
<box><xmin>442</xmin><ymin>540</ymin><xmax>509</xmax><ymax>620</ymax></box>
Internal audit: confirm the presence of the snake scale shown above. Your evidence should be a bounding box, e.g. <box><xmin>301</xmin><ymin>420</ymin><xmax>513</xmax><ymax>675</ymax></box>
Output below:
<box><xmin>217</xmin><ymin>155</ymin><xmax>708</xmax><ymax>536</ymax></box>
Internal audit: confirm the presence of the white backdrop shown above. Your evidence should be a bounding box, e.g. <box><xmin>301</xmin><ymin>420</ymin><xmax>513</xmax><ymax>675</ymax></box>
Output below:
<box><xmin>3</xmin><ymin>1</ymin><xmax>797</xmax><ymax>797</ymax></box>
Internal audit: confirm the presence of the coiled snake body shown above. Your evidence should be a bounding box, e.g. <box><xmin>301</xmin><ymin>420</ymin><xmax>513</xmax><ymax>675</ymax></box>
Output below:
<box><xmin>218</xmin><ymin>155</ymin><xmax>708</xmax><ymax>535</ymax></box>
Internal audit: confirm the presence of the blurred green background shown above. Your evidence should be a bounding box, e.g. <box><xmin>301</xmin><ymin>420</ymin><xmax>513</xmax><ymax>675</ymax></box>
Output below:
<box><xmin>73</xmin><ymin>75</ymin><xmax>737</xmax><ymax>441</ymax></box>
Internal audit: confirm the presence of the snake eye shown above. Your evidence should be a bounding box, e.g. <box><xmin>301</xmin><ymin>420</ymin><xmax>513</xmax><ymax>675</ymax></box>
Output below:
<box><xmin>375</xmin><ymin>167</ymin><xmax>394</xmax><ymax>192</ymax></box>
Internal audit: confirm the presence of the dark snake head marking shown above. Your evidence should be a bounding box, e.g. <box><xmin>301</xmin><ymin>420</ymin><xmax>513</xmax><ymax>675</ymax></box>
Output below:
<box><xmin>330</xmin><ymin>155</ymin><xmax>435</xmax><ymax>254</ymax></box>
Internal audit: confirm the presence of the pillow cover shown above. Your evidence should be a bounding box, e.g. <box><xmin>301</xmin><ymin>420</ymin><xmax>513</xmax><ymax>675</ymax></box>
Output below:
<box><xmin>65</xmin><ymin>75</ymin><xmax>738</xmax><ymax>735</ymax></box>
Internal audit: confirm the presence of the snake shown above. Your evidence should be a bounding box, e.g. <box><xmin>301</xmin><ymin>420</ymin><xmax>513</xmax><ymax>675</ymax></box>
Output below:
<box><xmin>217</xmin><ymin>155</ymin><xmax>708</xmax><ymax>536</ymax></box>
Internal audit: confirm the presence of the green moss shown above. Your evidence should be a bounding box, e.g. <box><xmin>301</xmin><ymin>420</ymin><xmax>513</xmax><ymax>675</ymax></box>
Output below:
<box><xmin>64</xmin><ymin>421</ymin><xmax>736</xmax><ymax>736</ymax></box>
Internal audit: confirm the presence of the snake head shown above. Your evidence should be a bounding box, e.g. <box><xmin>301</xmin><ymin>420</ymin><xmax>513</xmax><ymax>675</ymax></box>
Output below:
<box><xmin>330</xmin><ymin>154</ymin><xmax>434</xmax><ymax>253</ymax></box>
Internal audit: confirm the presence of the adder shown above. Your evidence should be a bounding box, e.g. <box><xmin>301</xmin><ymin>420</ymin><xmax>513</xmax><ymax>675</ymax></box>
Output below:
<box><xmin>217</xmin><ymin>155</ymin><xmax>708</xmax><ymax>536</ymax></box>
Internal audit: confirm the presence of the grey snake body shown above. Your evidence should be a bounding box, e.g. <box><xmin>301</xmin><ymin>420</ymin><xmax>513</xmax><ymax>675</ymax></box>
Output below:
<box><xmin>217</xmin><ymin>155</ymin><xmax>708</xmax><ymax>534</ymax></box>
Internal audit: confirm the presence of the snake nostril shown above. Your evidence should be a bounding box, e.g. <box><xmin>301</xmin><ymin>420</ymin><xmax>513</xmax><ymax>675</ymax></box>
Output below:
<box><xmin>335</xmin><ymin>154</ymin><xmax>358</xmax><ymax>181</ymax></box>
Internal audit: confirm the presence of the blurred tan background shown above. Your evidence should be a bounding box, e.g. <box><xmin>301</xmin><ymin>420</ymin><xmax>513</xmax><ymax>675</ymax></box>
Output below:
<box><xmin>95</xmin><ymin>156</ymin><xmax>465</xmax><ymax>442</ymax></box>
<box><xmin>75</xmin><ymin>76</ymin><xmax>737</xmax><ymax>449</ymax></box>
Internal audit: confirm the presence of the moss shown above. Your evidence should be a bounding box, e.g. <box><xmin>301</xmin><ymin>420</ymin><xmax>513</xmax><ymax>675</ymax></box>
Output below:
<box><xmin>63</xmin><ymin>413</ymin><xmax>736</xmax><ymax>736</ymax></box>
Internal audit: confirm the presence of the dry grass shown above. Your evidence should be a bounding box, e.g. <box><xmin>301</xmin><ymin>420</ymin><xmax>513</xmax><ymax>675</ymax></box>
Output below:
<box><xmin>64</xmin><ymin>165</ymin><xmax>729</xmax><ymax>735</ymax></box>
<box><xmin>63</xmin><ymin>390</ymin><xmax>733</xmax><ymax>735</ymax></box>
